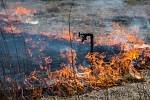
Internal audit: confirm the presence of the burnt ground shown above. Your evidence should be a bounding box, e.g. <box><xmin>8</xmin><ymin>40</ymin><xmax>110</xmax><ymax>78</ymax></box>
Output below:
<box><xmin>1</xmin><ymin>0</ymin><xmax>150</xmax><ymax>40</ymax></box>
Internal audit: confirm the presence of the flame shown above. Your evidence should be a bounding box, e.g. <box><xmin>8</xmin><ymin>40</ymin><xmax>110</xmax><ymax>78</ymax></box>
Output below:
<box><xmin>25</xmin><ymin>51</ymin><xmax>149</xmax><ymax>97</ymax></box>
<box><xmin>60</xmin><ymin>48</ymin><xmax>77</xmax><ymax>65</ymax></box>
<box><xmin>38</xmin><ymin>47</ymin><xmax>148</xmax><ymax>96</ymax></box>
<box><xmin>58</xmin><ymin>66</ymin><xmax>74</xmax><ymax>78</ymax></box>
<box><xmin>1</xmin><ymin>2</ymin><xmax>149</xmax><ymax>98</ymax></box>
<box><xmin>3</xmin><ymin>22</ymin><xmax>147</xmax><ymax>97</ymax></box>
<box><xmin>15</xmin><ymin>6</ymin><xmax>37</xmax><ymax>15</ymax></box>
<box><xmin>41</xmin><ymin>32</ymin><xmax>54</xmax><ymax>38</ymax></box>
<box><xmin>4</xmin><ymin>26</ymin><xmax>21</xmax><ymax>34</ymax></box>
<box><xmin>58</xmin><ymin>30</ymin><xmax>73</xmax><ymax>41</ymax></box>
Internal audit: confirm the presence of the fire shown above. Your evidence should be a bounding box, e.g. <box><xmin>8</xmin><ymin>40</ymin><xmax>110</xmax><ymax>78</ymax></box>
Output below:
<box><xmin>36</xmin><ymin>47</ymin><xmax>148</xmax><ymax>96</ymax></box>
<box><xmin>58</xmin><ymin>67</ymin><xmax>74</xmax><ymax>78</ymax></box>
<box><xmin>1</xmin><ymin>1</ymin><xmax>149</xmax><ymax>98</ymax></box>
<box><xmin>22</xmin><ymin>23</ymin><xmax>150</xmax><ymax>97</ymax></box>
<box><xmin>4</xmin><ymin>26</ymin><xmax>21</xmax><ymax>34</ymax></box>
<box><xmin>1</xmin><ymin>18</ymin><xmax>149</xmax><ymax>97</ymax></box>
<box><xmin>123</xmin><ymin>49</ymin><xmax>140</xmax><ymax>60</ymax></box>
<box><xmin>58</xmin><ymin>30</ymin><xmax>74</xmax><ymax>41</ymax></box>
<box><xmin>60</xmin><ymin>48</ymin><xmax>77</xmax><ymax>65</ymax></box>
<box><xmin>41</xmin><ymin>32</ymin><xmax>55</xmax><ymax>38</ymax></box>
<box><xmin>15</xmin><ymin>6</ymin><xmax>37</xmax><ymax>15</ymax></box>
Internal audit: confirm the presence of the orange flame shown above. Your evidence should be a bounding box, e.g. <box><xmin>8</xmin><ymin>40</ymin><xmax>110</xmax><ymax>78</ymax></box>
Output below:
<box><xmin>58</xmin><ymin>30</ymin><xmax>73</xmax><ymax>41</ymax></box>
<box><xmin>4</xmin><ymin>26</ymin><xmax>21</xmax><ymax>34</ymax></box>
<box><xmin>15</xmin><ymin>6</ymin><xmax>37</xmax><ymax>15</ymax></box>
<box><xmin>24</xmin><ymin>23</ymin><xmax>150</xmax><ymax>97</ymax></box>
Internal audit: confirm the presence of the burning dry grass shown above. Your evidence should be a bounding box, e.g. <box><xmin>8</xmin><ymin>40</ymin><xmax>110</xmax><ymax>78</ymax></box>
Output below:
<box><xmin>4</xmin><ymin>26</ymin><xmax>21</xmax><ymax>34</ymax></box>
<box><xmin>25</xmin><ymin>47</ymin><xmax>149</xmax><ymax>97</ymax></box>
<box><xmin>0</xmin><ymin>2</ymin><xmax>149</xmax><ymax>98</ymax></box>
<box><xmin>1</xmin><ymin>20</ymin><xmax>149</xmax><ymax>98</ymax></box>
<box><xmin>18</xmin><ymin>23</ymin><xmax>149</xmax><ymax>98</ymax></box>
<box><xmin>0</xmin><ymin>1</ymin><xmax>149</xmax><ymax>100</ymax></box>
<box><xmin>15</xmin><ymin>6</ymin><xmax>37</xmax><ymax>15</ymax></box>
